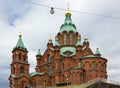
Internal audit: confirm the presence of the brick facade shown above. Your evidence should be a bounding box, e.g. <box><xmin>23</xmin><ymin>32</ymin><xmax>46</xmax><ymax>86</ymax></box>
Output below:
<box><xmin>9</xmin><ymin>12</ymin><xmax>107</xmax><ymax>88</ymax></box>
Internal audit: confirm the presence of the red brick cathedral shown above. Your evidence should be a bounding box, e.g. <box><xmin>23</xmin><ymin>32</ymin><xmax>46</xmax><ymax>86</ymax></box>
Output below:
<box><xmin>9</xmin><ymin>12</ymin><xmax>107</xmax><ymax>88</ymax></box>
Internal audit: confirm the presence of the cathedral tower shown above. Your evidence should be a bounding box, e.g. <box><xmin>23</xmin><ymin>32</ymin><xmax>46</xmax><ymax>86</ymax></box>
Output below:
<box><xmin>9</xmin><ymin>32</ymin><xmax>29</xmax><ymax>88</ymax></box>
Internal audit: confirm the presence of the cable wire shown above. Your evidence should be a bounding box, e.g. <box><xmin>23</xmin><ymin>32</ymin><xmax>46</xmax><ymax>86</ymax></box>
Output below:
<box><xmin>25</xmin><ymin>0</ymin><xmax>120</xmax><ymax>20</ymax></box>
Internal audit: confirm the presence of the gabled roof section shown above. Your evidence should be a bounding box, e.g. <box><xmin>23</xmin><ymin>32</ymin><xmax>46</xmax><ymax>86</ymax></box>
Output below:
<box><xmin>13</xmin><ymin>32</ymin><xmax>27</xmax><ymax>51</ymax></box>
<box><xmin>60</xmin><ymin>12</ymin><xmax>77</xmax><ymax>33</ymax></box>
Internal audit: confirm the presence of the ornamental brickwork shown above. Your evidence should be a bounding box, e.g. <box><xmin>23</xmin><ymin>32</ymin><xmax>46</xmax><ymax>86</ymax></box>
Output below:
<box><xmin>9</xmin><ymin>12</ymin><xmax>107</xmax><ymax>88</ymax></box>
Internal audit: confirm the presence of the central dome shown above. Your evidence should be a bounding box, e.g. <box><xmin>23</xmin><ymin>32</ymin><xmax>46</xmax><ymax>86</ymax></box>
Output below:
<box><xmin>60</xmin><ymin>12</ymin><xmax>76</xmax><ymax>33</ymax></box>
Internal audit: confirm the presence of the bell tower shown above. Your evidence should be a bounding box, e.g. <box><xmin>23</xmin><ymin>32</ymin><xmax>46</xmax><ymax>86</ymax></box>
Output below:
<box><xmin>9</xmin><ymin>32</ymin><xmax>29</xmax><ymax>88</ymax></box>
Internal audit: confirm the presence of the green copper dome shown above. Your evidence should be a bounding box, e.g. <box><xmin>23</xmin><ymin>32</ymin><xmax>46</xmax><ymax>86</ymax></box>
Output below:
<box><xmin>76</xmin><ymin>36</ymin><xmax>81</xmax><ymax>46</ymax></box>
<box><xmin>95</xmin><ymin>48</ymin><xmax>101</xmax><ymax>55</ymax></box>
<box><xmin>13</xmin><ymin>32</ymin><xmax>27</xmax><ymax>51</ymax></box>
<box><xmin>60</xmin><ymin>13</ymin><xmax>76</xmax><ymax>33</ymax></box>
<box><xmin>55</xmin><ymin>37</ymin><xmax>60</xmax><ymax>46</ymax></box>
<box><xmin>36</xmin><ymin>49</ymin><xmax>41</xmax><ymax>56</ymax></box>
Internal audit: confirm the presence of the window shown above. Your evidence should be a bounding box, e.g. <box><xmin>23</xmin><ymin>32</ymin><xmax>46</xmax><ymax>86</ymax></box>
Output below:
<box><xmin>21</xmin><ymin>82</ymin><xmax>24</xmax><ymax>88</ymax></box>
<box><xmin>13</xmin><ymin>67</ymin><xmax>15</xmax><ymax>74</ymax></box>
<box><xmin>91</xmin><ymin>62</ymin><xmax>95</xmax><ymax>71</ymax></box>
<box><xmin>20</xmin><ymin>66</ymin><xmax>24</xmax><ymax>74</ymax></box>
<box><xmin>78</xmin><ymin>62</ymin><xmax>82</xmax><ymax>68</ymax></box>
<box><xmin>70</xmin><ymin>34</ymin><xmax>72</xmax><ymax>45</ymax></box>
<box><xmin>19</xmin><ymin>53</ymin><xmax>21</xmax><ymax>60</ymax></box>
<box><xmin>62</xmin><ymin>63</ymin><xmax>64</xmax><ymax>70</ymax></box>
<box><xmin>48</xmin><ymin>54</ymin><xmax>51</xmax><ymax>63</ymax></box>
<box><xmin>48</xmin><ymin>66</ymin><xmax>51</xmax><ymax>73</ymax></box>
<box><xmin>23</xmin><ymin>54</ymin><xmax>26</xmax><ymax>61</ymax></box>
<box><xmin>44</xmin><ymin>80</ymin><xmax>46</xmax><ymax>86</ymax></box>
<box><xmin>62</xmin><ymin>74</ymin><xmax>64</xmax><ymax>82</ymax></box>
<box><xmin>64</xmin><ymin>34</ymin><xmax>66</xmax><ymax>45</ymax></box>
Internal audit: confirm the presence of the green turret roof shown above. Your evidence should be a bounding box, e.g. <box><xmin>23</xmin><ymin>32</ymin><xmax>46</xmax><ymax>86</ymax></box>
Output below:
<box><xmin>95</xmin><ymin>48</ymin><xmax>101</xmax><ymax>55</ymax></box>
<box><xmin>55</xmin><ymin>37</ymin><xmax>60</xmax><ymax>46</ymax></box>
<box><xmin>60</xmin><ymin>12</ymin><xmax>76</xmax><ymax>33</ymax></box>
<box><xmin>76</xmin><ymin>36</ymin><xmax>81</xmax><ymax>46</ymax></box>
<box><xmin>37</xmin><ymin>49</ymin><xmax>41</xmax><ymax>56</ymax></box>
<box><xmin>84</xmin><ymin>37</ymin><xmax>88</xmax><ymax>42</ymax></box>
<box><xmin>13</xmin><ymin>32</ymin><xmax>27</xmax><ymax>51</ymax></box>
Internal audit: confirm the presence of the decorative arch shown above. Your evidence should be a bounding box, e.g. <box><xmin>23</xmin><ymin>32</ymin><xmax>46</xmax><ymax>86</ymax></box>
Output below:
<box><xmin>98</xmin><ymin>61</ymin><xmax>103</xmax><ymax>72</ymax></box>
<box><xmin>91</xmin><ymin>61</ymin><xmax>97</xmax><ymax>71</ymax></box>
<box><xmin>20</xmin><ymin>66</ymin><xmax>25</xmax><ymax>74</ymax></box>
<box><xmin>84</xmin><ymin>61</ymin><xmax>90</xmax><ymax>70</ymax></box>
<box><xmin>19</xmin><ymin>81</ymin><xmax>27</xmax><ymax>88</ymax></box>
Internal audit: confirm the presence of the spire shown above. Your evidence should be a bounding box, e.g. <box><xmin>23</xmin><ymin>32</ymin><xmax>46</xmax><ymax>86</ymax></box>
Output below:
<box><xmin>65</xmin><ymin>2</ymin><xmax>71</xmax><ymax>15</ymax></box>
<box><xmin>95</xmin><ymin>48</ymin><xmax>101</xmax><ymax>56</ymax></box>
<box><xmin>48</xmin><ymin>36</ymin><xmax>52</xmax><ymax>43</ymax></box>
<box><xmin>55</xmin><ymin>37</ymin><xmax>60</xmax><ymax>46</ymax></box>
<box><xmin>84</xmin><ymin>37</ymin><xmax>88</xmax><ymax>42</ymax></box>
<box><xmin>76</xmin><ymin>36</ymin><xmax>81</xmax><ymax>46</ymax></box>
<box><xmin>13</xmin><ymin>32</ymin><xmax>27</xmax><ymax>51</ymax></box>
<box><xmin>83</xmin><ymin>37</ymin><xmax>89</xmax><ymax>47</ymax></box>
<box><xmin>37</xmin><ymin>49</ymin><xmax>41</xmax><ymax>56</ymax></box>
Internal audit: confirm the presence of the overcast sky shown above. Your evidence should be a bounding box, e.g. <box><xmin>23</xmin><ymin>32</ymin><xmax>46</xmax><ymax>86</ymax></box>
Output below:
<box><xmin>0</xmin><ymin>0</ymin><xmax>120</xmax><ymax>87</ymax></box>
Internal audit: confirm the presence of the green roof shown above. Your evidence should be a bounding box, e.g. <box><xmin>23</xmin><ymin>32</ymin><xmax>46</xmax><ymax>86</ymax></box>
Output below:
<box><xmin>95</xmin><ymin>48</ymin><xmax>101</xmax><ymax>55</ymax></box>
<box><xmin>55</xmin><ymin>38</ymin><xmax>60</xmax><ymax>46</ymax></box>
<box><xmin>13</xmin><ymin>33</ymin><xmax>27</xmax><ymax>51</ymax></box>
<box><xmin>10</xmin><ymin>74</ymin><xmax>28</xmax><ymax>78</ymax></box>
<box><xmin>82</xmin><ymin>46</ymin><xmax>86</xmax><ymax>51</ymax></box>
<box><xmin>60</xmin><ymin>13</ymin><xmax>76</xmax><ymax>33</ymax></box>
<box><xmin>80</xmin><ymin>55</ymin><xmax>98</xmax><ymax>59</ymax></box>
<box><xmin>60</xmin><ymin>47</ymin><xmax>76</xmax><ymax>57</ymax></box>
<box><xmin>37</xmin><ymin>49</ymin><xmax>41</xmax><ymax>56</ymax></box>
<box><xmin>76</xmin><ymin>38</ymin><xmax>81</xmax><ymax>46</ymax></box>
<box><xmin>29</xmin><ymin>72</ymin><xmax>45</xmax><ymax>77</ymax></box>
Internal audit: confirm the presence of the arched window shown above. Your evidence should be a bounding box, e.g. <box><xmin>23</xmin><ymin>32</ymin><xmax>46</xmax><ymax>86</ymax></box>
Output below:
<box><xmin>19</xmin><ymin>53</ymin><xmax>21</xmax><ymax>60</ymax></box>
<box><xmin>70</xmin><ymin>34</ymin><xmax>72</xmax><ymax>45</ymax></box>
<box><xmin>62</xmin><ymin>74</ymin><xmax>64</xmax><ymax>82</ymax></box>
<box><xmin>20</xmin><ymin>66</ymin><xmax>24</xmax><ymax>74</ymax></box>
<box><xmin>47</xmin><ymin>54</ymin><xmax>51</xmax><ymax>63</ymax></box>
<box><xmin>21</xmin><ymin>82</ymin><xmax>24</xmax><ymax>88</ymax></box>
<box><xmin>62</xmin><ymin>63</ymin><xmax>64</xmax><ymax>70</ymax></box>
<box><xmin>44</xmin><ymin>80</ymin><xmax>46</xmax><ymax>86</ymax></box>
<box><xmin>64</xmin><ymin>34</ymin><xmax>66</xmax><ymax>45</ymax></box>
<box><xmin>13</xmin><ymin>66</ymin><xmax>15</xmax><ymax>74</ymax></box>
<box><xmin>23</xmin><ymin>54</ymin><xmax>26</xmax><ymax>61</ymax></box>
<box><xmin>48</xmin><ymin>66</ymin><xmax>51</xmax><ymax>73</ymax></box>
<box><xmin>78</xmin><ymin>62</ymin><xmax>82</xmax><ymax>68</ymax></box>
<box><xmin>91</xmin><ymin>62</ymin><xmax>95</xmax><ymax>71</ymax></box>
